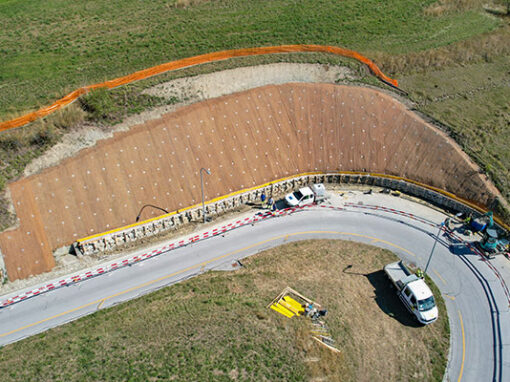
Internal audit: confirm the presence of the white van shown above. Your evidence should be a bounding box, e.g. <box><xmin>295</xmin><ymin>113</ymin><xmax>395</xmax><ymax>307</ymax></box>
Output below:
<box><xmin>284</xmin><ymin>186</ymin><xmax>315</xmax><ymax>207</ymax></box>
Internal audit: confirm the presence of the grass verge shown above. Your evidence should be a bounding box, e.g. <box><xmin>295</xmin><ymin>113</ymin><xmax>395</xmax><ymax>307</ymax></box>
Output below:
<box><xmin>399</xmin><ymin>52</ymin><xmax>510</xmax><ymax>218</ymax></box>
<box><xmin>0</xmin><ymin>240</ymin><xmax>449</xmax><ymax>381</ymax></box>
<box><xmin>79</xmin><ymin>87</ymin><xmax>176</xmax><ymax>125</ymax></box>
<box><xmin>0</xmin><ymin>0</ymin><xmax>500</xmax><ymax>120</ymax></box>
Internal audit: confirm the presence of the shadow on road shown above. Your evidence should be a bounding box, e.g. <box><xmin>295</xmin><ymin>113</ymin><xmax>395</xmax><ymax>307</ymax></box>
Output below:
<box><xmin>246</xmin><ymin>199</ymin><xmax>287</xmax><ymax>211</ymax></box>
<box><xmin>274</xmin><ymin>200</ymin><xmax>287</xmax><ymax>210</ymax></box>
<box><xmin>449</xmin><ymin>243</ymin><xmax>475</xmax><ymax>256</ymax></box>
<box><xmin>442</xmin><ymin>230</ymin><xmax>481</xmax><ymax>258</ymax></box>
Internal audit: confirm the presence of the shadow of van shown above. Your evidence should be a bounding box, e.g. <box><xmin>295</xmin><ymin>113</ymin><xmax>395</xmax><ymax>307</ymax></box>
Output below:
<box><xmin>365</xmin><ymin>270</ymin><xmax>423</xmax><ymax>328</ymax></box>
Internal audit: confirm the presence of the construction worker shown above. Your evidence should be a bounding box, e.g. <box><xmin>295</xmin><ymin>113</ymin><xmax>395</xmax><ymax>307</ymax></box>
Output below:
<box><xmin>444</xmin><ymin>217</ymin><xmax>452</xmax><ymax>231</ymax></box>
<box><xmin>464</xmin><ymin>213</ymin><xmax>472</xmax><ymax>226</ymax></box>
<box><xmin>416</xmin><ymin>268</ymin><xmax>424</xmax><ymax>279</ymax></box>
<box><xmin>260</xmin><ymin>192</ymin><xmax>266</xmax><ymax>207</ymax></box>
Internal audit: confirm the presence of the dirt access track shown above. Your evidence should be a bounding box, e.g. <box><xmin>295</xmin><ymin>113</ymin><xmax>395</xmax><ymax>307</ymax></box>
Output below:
<box><xmin>0</xmin><ymin>83</ymin><xmax>500</xmax><ymax>280</ymax></box>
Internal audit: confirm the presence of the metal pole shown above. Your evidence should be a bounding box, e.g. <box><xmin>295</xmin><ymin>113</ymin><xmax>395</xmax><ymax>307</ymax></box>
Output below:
<box><xmin>200</xmin><ymin>168</ymin><xmax>211</xmax><ymax>223</ymax></box>
<box><xmin>424</xmin><ymin>222</ymin><xmax>444</xmax><ymax>276</ymax></box>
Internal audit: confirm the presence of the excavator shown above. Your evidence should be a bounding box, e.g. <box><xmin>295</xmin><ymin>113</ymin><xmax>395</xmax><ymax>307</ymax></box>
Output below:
<box><xmin>469</xmin><ymin>211</ymin><xmax>509</xmax><ymax>258</ymax></box>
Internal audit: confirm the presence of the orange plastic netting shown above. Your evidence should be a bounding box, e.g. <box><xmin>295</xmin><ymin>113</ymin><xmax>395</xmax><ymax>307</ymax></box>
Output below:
<box><xmin>0</xmin><ymin>45</ymin><xmax>398</xmax><ymax>132</ymax></box>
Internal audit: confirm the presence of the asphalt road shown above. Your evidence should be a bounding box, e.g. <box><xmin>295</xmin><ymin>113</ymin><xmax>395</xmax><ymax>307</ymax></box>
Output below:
<box><xmin>0</xmin><ymin>204</ymin><xmax>509</xmax><ymax>382</ymax></box>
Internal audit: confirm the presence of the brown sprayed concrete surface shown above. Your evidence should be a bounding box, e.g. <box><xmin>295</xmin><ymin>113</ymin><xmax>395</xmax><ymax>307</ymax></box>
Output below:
<box><xmin>0</xmin><ymin>83</ymin><xmax>499</xmax><ymax>280</ymax></box>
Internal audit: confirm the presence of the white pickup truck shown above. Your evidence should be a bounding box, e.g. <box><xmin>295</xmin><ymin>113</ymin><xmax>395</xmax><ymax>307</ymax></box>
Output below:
<box><xmin>284</xmin><ymin>183</ymin><xmax>326</xmax><ymax>207</ymax></box>
<box><xmin>384</xmin><ymin>261</ymin><xmax>438</xmax><ymax>325</ymax></box>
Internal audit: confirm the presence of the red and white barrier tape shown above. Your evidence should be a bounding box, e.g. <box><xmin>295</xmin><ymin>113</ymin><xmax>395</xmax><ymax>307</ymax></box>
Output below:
<box><xmin>344</xmin><ymin>203</ymin><xmax>437</xmax><ymax>228</ymax></box>
<box><xmin>0</xmin><ymin>206</ymin><xmax>304</xmax><ymax>308</ymax></box>
<box><xmin>2</xmin><ymin>203</ymin><xmax>509</xmax><ymax>308</ymax></box>
<box><xmin>345</xmin><ymin>203</ymin><xmax>510</xmax><ymax>305</ymax></box>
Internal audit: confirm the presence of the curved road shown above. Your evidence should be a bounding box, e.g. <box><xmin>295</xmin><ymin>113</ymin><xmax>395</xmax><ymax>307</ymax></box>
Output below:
<box><xmin>0</xmin><ymin>204</ymin><xmax>509</xmax><ymax>381</ymax></box>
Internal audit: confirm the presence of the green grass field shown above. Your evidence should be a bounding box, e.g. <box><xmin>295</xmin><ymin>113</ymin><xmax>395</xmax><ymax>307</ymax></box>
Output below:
<box><xmin>401</xmin><ymin>54</ymin><xmax>510</xmax><ymax>202</ymax></box>
<box><xmin>0</xmin><ymin>240</ymin><xmax>449</xmax><ymax>381</ymax></box>
<box><xmin>0</xmin><ymin>0</ymin><xmax>500</xmax><ymax>119</ymax></box>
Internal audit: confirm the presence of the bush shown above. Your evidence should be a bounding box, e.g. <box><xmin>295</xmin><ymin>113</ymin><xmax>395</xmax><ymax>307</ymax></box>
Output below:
<box><xmin>80</xmin><ymin>88</ymin><xmax>118</xmax><ymax>123</ymax></box>
<box><xmin>50</xmin><ymin>103</ymin><xmax>85</xmax><ymax>130</ymax></box>
<box><xmin>0</xmin><ymin>134</ymin><xmax>23</xmax><ymax>151</ymax></box>
<box><xmin>79</xmin><ymin>86</ymin><xmax>170</xmax><ymax>124</ymax></box>
<box><xmin>29</xmin><ymin>124</ymin><xmax>58</xmax><ymax>147</ymax></box>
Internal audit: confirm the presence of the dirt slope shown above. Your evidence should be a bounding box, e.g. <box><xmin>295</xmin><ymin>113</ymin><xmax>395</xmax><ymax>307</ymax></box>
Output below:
<box><xmin>0</xmin><ymin>83</ymin><xmax>498</xmax><ymax>280</ymax></box>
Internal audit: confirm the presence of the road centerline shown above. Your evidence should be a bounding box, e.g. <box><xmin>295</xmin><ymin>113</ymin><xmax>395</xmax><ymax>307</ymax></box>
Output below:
<box><xmin>0</xmin><ymin>231</ymin><xmax>416</xmax><ymax>339</ymax></box>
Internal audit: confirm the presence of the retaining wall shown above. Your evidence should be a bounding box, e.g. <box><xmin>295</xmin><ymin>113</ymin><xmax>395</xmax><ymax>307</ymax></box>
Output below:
<box><xmin>75</xmin><ymin>172</ymin><xmax>490</xmax><ymax>256</ymax></box>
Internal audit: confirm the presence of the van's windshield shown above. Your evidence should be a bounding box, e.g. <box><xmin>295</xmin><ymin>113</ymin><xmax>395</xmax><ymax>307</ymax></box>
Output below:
<box><xmin>293</xmin><ymin>191</ymin><xmax>303</xmax><ymax>200</ymax></box>
<box><xmin>418</xmin><ymin>296</ymin><xmax>436</xmax><ymax>311</ymax></box>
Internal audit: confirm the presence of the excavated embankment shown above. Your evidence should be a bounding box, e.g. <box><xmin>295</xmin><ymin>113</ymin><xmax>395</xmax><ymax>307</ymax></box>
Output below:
<box><xmin>0</xmin><ymin>83</ymin><xmax>500</xmax><ymax>280</ymax></box>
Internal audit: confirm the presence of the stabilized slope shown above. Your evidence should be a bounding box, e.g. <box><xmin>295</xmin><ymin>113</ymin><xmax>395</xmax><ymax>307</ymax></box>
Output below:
<box><xmin>0</xmin><ymin>83</ymin><xmax>498</xmax><ymax>280</ymax></box>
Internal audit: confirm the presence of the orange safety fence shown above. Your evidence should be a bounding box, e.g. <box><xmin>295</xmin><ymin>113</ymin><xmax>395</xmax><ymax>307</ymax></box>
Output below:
<box><xmin>0</xmin><ymin>44</ymin><xmax>398</xmax><ymax>133</ymax></box>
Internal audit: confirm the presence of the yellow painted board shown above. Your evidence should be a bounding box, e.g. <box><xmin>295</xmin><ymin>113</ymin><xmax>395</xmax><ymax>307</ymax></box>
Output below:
<box><xmin>283</xmin><ymin>296</ymin><xmax>305</xmax><ymax>312</ymax></box>
<box><xmin>271</xmin><ymin>303</ymin><xmax>295</xmax><ymax>318</ymax></box>
<box><xmin>279</xmin><ymin>300</ymin><xmax>303</xmax><ymax>315</ymax></box>
<box><xmin>270</xmin><ymin>303</ymin><xmax>295</xmax><ymax>318</ymax></box>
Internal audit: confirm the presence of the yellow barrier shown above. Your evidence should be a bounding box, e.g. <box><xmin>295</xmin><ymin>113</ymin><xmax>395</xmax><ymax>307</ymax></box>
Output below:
<box><xmin>279</xmin><ymin>300</ymin><xmax>302</xmax><ymax>316</ymax></box>
<box><xmin>283</xmin><ymin>296</ymin><xmax>305</xmax><ymax>314</ymax></box>
<box><xmin>270</xmin><ymin>303</ymin><xmax>295</xmax><ymax>318</ymax></box>
<box><xmin>0</xmin><ymin>44</ymin><xmax>398</xmax><ymax>132</ymax></box>
<box><xmin>77</xmin><ymin>171</ymin><xmax>509</xmax><ymax>245</ymax></box>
